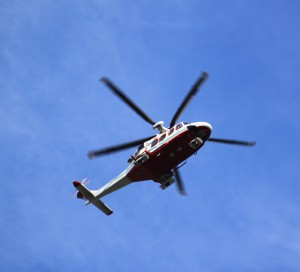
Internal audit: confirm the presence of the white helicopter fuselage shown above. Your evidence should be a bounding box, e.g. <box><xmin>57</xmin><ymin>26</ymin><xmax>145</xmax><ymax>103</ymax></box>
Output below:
<box><xmin>73</xmin><ymin>121</ymin><xmax>212</xmax><ymax>215</ymax></box>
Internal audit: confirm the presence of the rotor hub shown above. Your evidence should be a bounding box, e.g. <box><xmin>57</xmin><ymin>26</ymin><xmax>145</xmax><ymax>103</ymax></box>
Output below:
<box><xmin>153</xmin><ymin>121</ymin><xmax>168</xmax><ymax>133</ymax></box>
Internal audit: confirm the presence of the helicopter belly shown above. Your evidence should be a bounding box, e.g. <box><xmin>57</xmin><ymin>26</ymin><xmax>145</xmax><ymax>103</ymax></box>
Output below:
<box><xmin>127</xmin><ymin>125</ymin><xmax>211</xmax><ymax>182</ymax></box>
<box><xmin>148</xmin><ymin>135</ymin><xmax>200</xmax><ymax>178</ymax></box>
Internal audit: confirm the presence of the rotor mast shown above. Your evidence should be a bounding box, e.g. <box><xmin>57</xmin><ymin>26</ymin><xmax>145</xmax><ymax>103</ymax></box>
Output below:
<box><xmin>153</xmin><ymin>121</ymin><xmax>168</xmax><ymax>133</ymax></box>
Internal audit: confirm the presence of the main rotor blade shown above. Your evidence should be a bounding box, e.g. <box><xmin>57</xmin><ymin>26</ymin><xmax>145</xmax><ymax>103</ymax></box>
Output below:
<box><xmin>88</xmin><ymin>136</ymin><xmax>154</xmax><ymax>159</ymax></box>
<box><xmin>100</xmin><ymin>77</ymin><xmax>156</xmax><ymax>126</ymax></box>
<box><xmin>208</xmin><ymin>138</ymin><xmax>256</xmax><ymax>147</ymax></box>
<box><xmin>174</xmin><ymin>168</ymin><xmax>187</xmax><ymax>196</ymax></box>
<box><xmin>169</xmin><ymin>72</ymin><xmax>208</xmax><ymax>128</ymax></box>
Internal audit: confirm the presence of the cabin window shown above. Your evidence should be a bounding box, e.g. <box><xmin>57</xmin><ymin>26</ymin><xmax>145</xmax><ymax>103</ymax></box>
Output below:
<box><xmin>159</xmin><ymin>134</ymin><xmax>166</xmax><ymax>142</ymax></box>
<box><xmin>176</xmin><ymin>123</ymin><xmax>183</xmax><ymax>130</ymax></box>
<box><xmin>168</xmin><ymin>127</ymin><xmax>174</xmax><ymax>135</ymax></box>
<box><xmin>151</xmin><ymin>138</ymin><xmax>158</xmax><ymax>147</ymax></box>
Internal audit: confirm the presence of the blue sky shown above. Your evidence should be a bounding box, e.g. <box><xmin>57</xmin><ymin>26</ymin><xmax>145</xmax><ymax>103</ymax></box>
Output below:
<box><xmin>1</xmin><ymin>0</ymin><xmax>300</xmax><ymax>271</ymax></box>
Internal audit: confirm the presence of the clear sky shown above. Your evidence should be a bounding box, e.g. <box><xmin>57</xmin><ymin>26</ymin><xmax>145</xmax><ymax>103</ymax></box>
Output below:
<box><xmin>1</xmin><ymin>1</ymin><xmax>300</xmax><ymax>271</ymax></box>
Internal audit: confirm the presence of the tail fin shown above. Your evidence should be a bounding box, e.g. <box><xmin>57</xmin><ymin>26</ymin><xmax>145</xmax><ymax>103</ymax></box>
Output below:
<box><xmin>73</xmin><ymin>181</ymin><xmax>113</xmax><ymax>216</ymax></box>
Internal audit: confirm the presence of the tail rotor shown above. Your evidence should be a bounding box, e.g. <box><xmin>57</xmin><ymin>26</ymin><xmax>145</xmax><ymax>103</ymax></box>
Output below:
<box><xmin>72</xmin><ymin>178</ymin><xmax>91</xmax><ymax>199</ymax></box>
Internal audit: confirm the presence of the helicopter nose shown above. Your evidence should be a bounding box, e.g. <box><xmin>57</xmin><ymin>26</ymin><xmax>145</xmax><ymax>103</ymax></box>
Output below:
<box><xmin>188</xmin><ymin>122</ymin><xmax>212</xmax><ymax>140</ymax></box>
<box><xmin>196</xmin><ymin>122</ymin><xmax>212</xmax><ymax>131</ymax></box>
<box><xmin>189</xmin><ymin>122</ymin><xmax>212</xmax><ymax>131</ymax></box>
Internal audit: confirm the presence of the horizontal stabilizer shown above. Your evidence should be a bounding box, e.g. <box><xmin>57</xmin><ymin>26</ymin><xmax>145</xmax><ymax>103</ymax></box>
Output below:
<box><xmin>92</xmin><ymin>199</ymin><xmax>113</xmax><ymax>216</ymax></box>
<box><xmin>73</xmin><ymin>180</ymin><xmax>113</xmax><ymax>216</ymax></box>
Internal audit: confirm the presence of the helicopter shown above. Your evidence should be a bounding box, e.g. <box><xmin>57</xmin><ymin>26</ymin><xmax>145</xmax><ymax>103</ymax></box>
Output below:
<box><xmin>73</xmin><ymin>71</ymin><xmax>255</xmax><ymax>215</ymax></box>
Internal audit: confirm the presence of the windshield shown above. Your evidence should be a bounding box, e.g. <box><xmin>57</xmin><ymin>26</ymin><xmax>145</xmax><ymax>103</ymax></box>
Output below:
<box><xmin>135</xmin><ymin>144</ymin><xmax>144</xmax><ymax>155</ymax></box>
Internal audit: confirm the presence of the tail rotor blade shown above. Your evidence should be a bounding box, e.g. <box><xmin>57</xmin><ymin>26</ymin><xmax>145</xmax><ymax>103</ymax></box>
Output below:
<box><xmin>100</xmin><ymin>77</ymin><xmax>156</xmax><ymax>126</ymax></box>
<box><xmin>169</xmin><ymin>72</ymin><xmax>208</xmax><ymax>128</ymax></box>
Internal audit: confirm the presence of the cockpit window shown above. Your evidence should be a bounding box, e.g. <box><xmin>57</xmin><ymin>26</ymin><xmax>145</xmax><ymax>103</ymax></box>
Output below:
<box><xmin>168</xmin><ymin>127</ymin><xmax>174</xmax><ymax>135</ymax></box>
<box><xmin>159</xmin><ymin>134</ymin><xmax>166</xmax><ymax>142</ymax></box>
<box><xmin>137</xmin><ymin>144</ymin><xmax>144</xmax><ymax>151</ymax></box>
<box><xmin>135</xmin><ymin>144</ymin><xmax>144</xmax><ymax>155</ymax></box>
<box><xmin>176</xmin><ymin>123</ymin><xmax>183</xmax><ymax>130</ymax></box>
<box><xmin>151</xmin><ymin>138</ymin><xmax>158</xmax><ymax>147</ymax></box>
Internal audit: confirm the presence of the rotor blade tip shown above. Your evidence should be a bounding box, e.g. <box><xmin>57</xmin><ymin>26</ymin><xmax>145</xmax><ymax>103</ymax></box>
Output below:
<box><xmin>202</xmin><ymin>71</ymin><xmax>209</xmax><ymax>78</ymax></box>
<box><xmin>87</xmin><ymin>152</ymin><xmax>95</xmax><ymax>160</ymax></box>
<box><xmin>99</xmin><ymin>77</ymin><xmax>109</xmax><ymax>83</ymax></box>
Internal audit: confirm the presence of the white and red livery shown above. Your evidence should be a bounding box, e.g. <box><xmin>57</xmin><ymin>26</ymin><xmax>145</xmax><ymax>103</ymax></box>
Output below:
<box><xmin>73</xmin><ymin>72</ymin><xmax>255</xmax><ymax>215</ymax></box>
